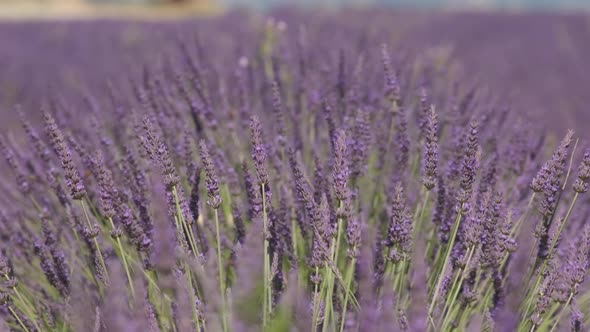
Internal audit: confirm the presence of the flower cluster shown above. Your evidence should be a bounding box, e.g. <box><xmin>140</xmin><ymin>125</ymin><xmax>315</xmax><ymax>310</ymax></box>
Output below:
<box><xmin>0</xmin><ymin>11</ymin><xmax>588</xmax><ymax>332</ymax></box>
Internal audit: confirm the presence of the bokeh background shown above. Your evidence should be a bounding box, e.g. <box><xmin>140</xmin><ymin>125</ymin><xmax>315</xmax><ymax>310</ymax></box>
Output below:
<box><xmin>0</xmin><ymin>0</ymin><xmax>589</xmax><ymax>135</ymax></box>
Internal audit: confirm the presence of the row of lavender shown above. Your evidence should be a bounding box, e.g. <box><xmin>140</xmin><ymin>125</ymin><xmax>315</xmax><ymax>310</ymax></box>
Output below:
<box><xmin>0</xmin><ymin>12</ymin><xmax>589</xmax><ymax>332</ymax></box>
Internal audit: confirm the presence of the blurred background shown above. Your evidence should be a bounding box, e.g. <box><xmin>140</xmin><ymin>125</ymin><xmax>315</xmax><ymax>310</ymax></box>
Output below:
<box><xmin>0</xmin><ymin>0</ymin><xmax>589</xmax><ymax>19</ymax></box>
<box><xmin>0</xmin><ymin>0</ymin><xmax>588</xmax><ymax>134</ymax></box>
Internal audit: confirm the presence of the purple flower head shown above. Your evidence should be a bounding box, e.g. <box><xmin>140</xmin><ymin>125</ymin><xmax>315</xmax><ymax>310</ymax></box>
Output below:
<box><xmin>417</xmin><ymin>86</ymin><xmax>431</xmax><ymax>138</ymax></box>
<box><xmin>350</xmin><ymin>107</ymin><xmax>371</xmax><ymax>181</ymax></box>
<box><xmin>0</xmin><ymin>137</ymin><xmax>31</xmax><ymax>195</ymax></box>
<box><xmin>458</xmin><ymin>120</ymin><xmax>479</xmax><ymax>203</ymax></box>
<box><xmin>199</xmin><ymin>140</ymin><xmax>222</xmax><ymax>209</ymax></box>
<box><xmin>17</xmin><ymin>105</ymin><xmax>51</xmax><ymax>165</ymax></box>
<box><xmin>564</xmin><ymin>225</ymin><xmax>590</xmax><ymax>292</ymax></box>
<box><xmin>346</xmin><ymin>214</ymin><xmax>362</xmax><ymax>259</ymax></box>
<box><xmin>44</xmin><ymin>111</ymin><xmax>86</xmax><ymax>200</ymax></box>
<box><xmin>422</xmin><ymin>106</ymin><xmax>439</xmax><ymax>190</ymax></box>
<box><xmin>386</xmin><ymin>182</ymin><xmax>412</xmax><ymax>262</ymax></box>
<box><xmin>394</xmin><ymin>105</ymin><xmax>410</xmax><ymax>179</ymax></box>
<box><xmin>332</xmin><ymin>129</ymin><xmax>350</xmax><ymax>202</ymax></box>
<box><xmin>270</xmin><ymin>80</ymin><xmax>287</xmax><ymax>148</ymax></box>
<box><xmin>538</xmin><ymin>130</ymin><xmax>574</xmax><ymax>217</ymax></box>
<box><xmin>381</xmin><ymin>43</ymin><xmax>400</xmax><ymax>103</ymax></box>
<box><xmin>309</xmin><ymin>194</ymin><xmax>331</xmax><ymax>271</ymax></box>
<box><xmin>140</xmin><ymin>116</ymin><xmax>179</xmax><ymax>190</ymax></box>
<box><xmin>573</xmin><ymin>148</ymin><xmax>590</xmax><ymax>193</ymax></box>
<box><xmin>249</xmin><ymin>115</ymin><xmax>269</xmax><ymax>186</ymax></box>
<box><xmin>92</xmin><ymin>151</ymin><xmax>117</xmax><ymax>219</ymax></box>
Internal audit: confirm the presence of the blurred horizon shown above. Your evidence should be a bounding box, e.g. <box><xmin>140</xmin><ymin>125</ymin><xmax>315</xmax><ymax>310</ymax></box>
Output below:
<box><xmin>0</xmin><ymin>0</ymin><xmax>588</xmax><ymax>20</ymax></box>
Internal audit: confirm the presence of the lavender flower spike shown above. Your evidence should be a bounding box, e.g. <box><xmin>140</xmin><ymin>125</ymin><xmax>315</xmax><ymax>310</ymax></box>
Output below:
<box><xmin>250</xmin><ymin>115</ymin><xmax>270</xmax><ymax>187</ymax></box>
<box><xmin>573</xmin><ymin>149</ymin><xmax>590</xmax><ymax>193</ymax></box>
<box><xmin>422</xmin><ymin>106</ymin><xmax>439</xmax><ymax>190</ymax></box>
<box><xmin>199</xmin><ymin>140</ymin><xmax>222</xmax><ymax>210</ymax></box>
<box><xmin>44</xmin><ymin>111</ymin><xmax>86</xmax><ymax>200</ymax></box>
<box><xmin>332</xmin><ymin>129</ymin><xmax>350</xmax><ymax>202</ymax></box>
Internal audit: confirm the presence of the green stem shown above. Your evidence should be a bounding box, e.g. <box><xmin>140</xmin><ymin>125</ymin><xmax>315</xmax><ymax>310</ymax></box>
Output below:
<box><xmin>440</xmin><ymin>245</ymin><xmax>475</xmax><ymax>330</ymax></box>
<box><xmin>185</xmin><ymin>266</ymin><xmax>203</xmax><ymax>332</ymax></box>
<box><xmin>80</xmin><ymin>200</ymin><xmax>108</xmax><ymax>283</ymax></box>
<box><xmin>214</xmin><ymin>209</ymin><xmax>227</xmax><ymax>332</ymax></box>
<box><xmin>549</xmin><ymin>292</ymin><xmax>575</xmax><ymax>332</ymax></box>
<box><xmin>562</xmin><ymin>138</ymin><xmax>579</xmax><ymax>191</ymax></box>
<box><xmin>108</xmin><ymin>217</ymin><xmax>135</xmax><ymax>297</ymax></box>
<box><xmin>172</xmin><ymin>186</ymin><xmax>200</xmax><ymax>259</ymax></box>
<box><xmin>4</xmin><ymin>276</ymin><xmax>35</xmax><ymax>320</ymax></box>
<box><xmin>262</xmin><ymin>184</ymin><xmax>271</xmax><ymax>328</ymax></box>
<box><xmin>323</xmin><ymin>199</ymin><xmax>346</xmax><ymax>331</ymax></box>
<box><xmin>333</xmin><ymin>200</ymin><xmax>345</xmax><ymax>271</ymax></box>
<box><xmin>523</xmin><ymin>192</ymin><xmax>579</xmax><ymax>319</ymax></box>
<box><xmin>428</xmin><ymin>203</ymin><xmax>464</xmax><ymax>319</ymax></box>
<box><xmin>8</xmin><ymin>306</ymin><xmax>30</xmax><ymax>332</ymax></box>
<box><xmin>515</xmin><ymin>193</ymin><xmax>536</xmax><ymax>235</ymax></box>
<box><xmin>322</xmin><ymin>254</ymin><xmax>336</xmax><ymax>332</ymax></box>
<box><xmin>339</xmin><ymin>257</ymin><xmax>356</xmax><ymax>332</ymax></box>
<box><xmin>10</xmin><ymin>287</ymin><xmax>41</xmax><ymax>332</ymax></box>
<box><xmin>312</xmin><ymin>267</ymin><xmax>321</xmax><ymax>332</ymax></box>
<box><xmin>547</xmin><ymin>192</ymin><xmax>579</xmax><ymax>259</ymax></box>
<box><xmin>415</xmin><ymin>190</ymin><xmax>431</xmax><ymax>237</ymax></box>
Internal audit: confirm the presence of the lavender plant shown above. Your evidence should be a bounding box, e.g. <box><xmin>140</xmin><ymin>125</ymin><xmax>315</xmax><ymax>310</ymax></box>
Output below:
<box><xmin>0</xmin><ymin>12</ymin><xmax>588</xmax><ymax>332</ymax></box>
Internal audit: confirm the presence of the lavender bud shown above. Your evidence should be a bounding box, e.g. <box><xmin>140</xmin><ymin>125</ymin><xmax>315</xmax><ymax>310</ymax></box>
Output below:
<box><xmin>0</xmin><ymin>137</ymin><xmax>31</xmax><ymax>195</ymax></box>
<box><xmin>250</xmin><ymin>115</ymin><xmax>269</xmax><ymax>186</ymax></box>
<box><xmin>17</xmin><ymin>105</ymin><xmax>51</xmax><ymax>164</ymax></box>
<box><xmin>386</xmin><ymin>183</ymin><xmax>412</xmax><ymax>261</ymax></box>
<box><xmin>44</xmin><ymin>111</ymin><xmax>86</xmax><ymax>200</ymax></box>
<box><xmin>417</xmin><ymin>87</ymin><xmax>430</xmax><ymax>138</ymax></box>
<box><xmin>140</xmin><ymin>116</ymin><xmax>179</xmax><ymax>190</ymax></box>
<box><xmin>351</xmin><ymin>107</ymin><xmax>371</xmax><ymax>180</ymax></box>
<box><xmin>0</xmin><ymin>255</ymin><xmax>11</xmax><ymax>275</ymax></box>
<box><xmin>381</xmin><ymin>44</ymin><xmax>400</xmax><ymax>103</ymax></box>
<box><xmin>422</xmin><ymin>106</ymin><xmax>439</xmax><ymax>190</ymax></box>
<box><xmin>346</xmin><ymin>215</ymin><xmax>361</xmax><ymax>259</ymax></box>
<box><xmin>394</xmin><ymin>106</ymin><xmax>410</xmax><ymax>178</ymax></box>
<box><xmin>270</xmin><ymin>81</ymin><xmax>287</xmax><ymax>147</ymax></box>
<box><xmin>538</xmin><ymin>130</ymin><xmax>575</xmax><ymax>217</ymax></box>
<box><xmin>199</xmin><ymin>140</ymin><xmax>222</xmax><ymax>209</ymax></box>
<box><xmin>458</xmin><ymin>121</ymin><xmax>479</xmax><ymax>203</ymax></box>
<box><xmin>332</xmin><ymin>129</ymin><xmax>350</xmax><ymax>202</ymax></box>
<box><xmin>573</xmin><ymin>149</ymin><xmax>590</xmax><ymax>193</ymax></box>
<box><xmin>92</xmin><ymin>151</ymin><xmax>117</xmax><ymax>219</ymax></box>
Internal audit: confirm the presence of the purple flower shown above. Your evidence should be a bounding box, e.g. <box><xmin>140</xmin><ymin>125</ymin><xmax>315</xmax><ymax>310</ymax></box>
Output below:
<box><xmin>92</xmin><ymin>151</ymin><xmax>117</xmax><ymax>219</ymax></box>
<box><xmin>381</xmin><ymin>44</ymin><xmax>400</xmax><ymax>103</ymax></box>
<box><xmin>458</xmin><ymin>120</ymin><xmax>479</xmax><ymax>203</ymax></box>
<box><xmin>0</xmin><ymin>137</ymin><xmax>31</xmax><ymax>195</ymax></box>
<box><xmin>199</xmin><ymin>140</ymin><xmax>222</xmax><ymax>209</ymax></box>
<box><xmin>44</xmin><ymin>111</ymin><xmax>86</xmax><ymax>200</ymax></box>
<box><xmin>422</xmin><ymin>106</ymin><xmax>439</xmax><ymax>190</ymax></box>
<box><xmin>386</xmin><ymin>182</ymin><xmax>412</xmax><ymax>262</ymax></box>
<box><xmin>573</xmin><ymin>149</ymin><xmax>590</xmax><ymax>193</ymax></box>
<box><xmin>332</xmin><ymin>129</ymin><xmax>350</xmax><ymax>202</ymax></box>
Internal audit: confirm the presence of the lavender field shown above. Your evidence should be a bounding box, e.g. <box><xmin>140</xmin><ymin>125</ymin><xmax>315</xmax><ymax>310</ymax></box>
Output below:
<box><xmin>0</xmin><ymin>10</ymin><xmax>589</xmax><ymax>332</ymax></box>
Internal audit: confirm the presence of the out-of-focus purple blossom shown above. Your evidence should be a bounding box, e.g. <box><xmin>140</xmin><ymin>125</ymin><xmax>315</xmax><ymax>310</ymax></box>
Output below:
<box><xmin>422</xmin><ymin>106</ymin><xmax>439</xmax><ymax>190</ymax></box>
<box><xmin>44</xmin><ymin>111</ymin><xmax>86</xmax><ymax>200</ymax></box>
<box><xmin>573</xmin><ymin>149</ymin><xmax>590</xmax><ymax>193</ymax></box>
<box><xmin>332</xmin><ymin>129</ymin><xmax>350</xmax><ymax>202</ymax></box>
<box><xmin>250</xmin><ymin>115</ymin><xmax>270</xmax><ymax>187</ymax></box>
<box><xmin>386</xmin><ymin>182</ymin><xmax>412</xmax><ymax>262</ymax></box>
<box><xmin>199</xmin><ymin>140</ymin><xmax>222</xmax><ymax>210</ymax></box>
<box><xmin>458</xmin><ymin>120</ymin><xmax>480</xmax><ymax>203</ymax></box>
<box><xmin>381</xmin><ymin>44</ymin><xmax>400</xmax><ymax>104</ymax></box>
<box><xmin>0</xmin><ymin>137</ymin><xmax>31</xmax><ymax>195</ymax></box>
